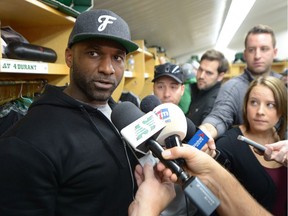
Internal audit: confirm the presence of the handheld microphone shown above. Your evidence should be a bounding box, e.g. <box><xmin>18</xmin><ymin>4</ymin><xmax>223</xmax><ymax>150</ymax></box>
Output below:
<box><xmin>111</xmin><ymin>101</ymin><xmax>165</xmax><ymax>166</ymax></box>
<box><xmin>140</xmin><ymin>95</ymin><xmax>196</xmax><ymax>145</ymax></box>
<box><xmin>187</xmin><ymin>128</ymin><xmax>209</xmax><ymax>150</ymax></box>
<box><xmin>140</xmin><ymin>94</ymin><xmax>161</xmax><ymax>113</ymax></box>
<box><xmin>182</xmin><ymin>116</ymin><xmax>197</xmax><ymax>143</ymax></box>
<box><xmin>140</xmin><ymin>95</ymin><xmax>197</xmax><ymax>163</ymax></box>
<box><xmin>237</xmin><ymin>135</ymin><xmax>266</xmax><ymax>152</ymax></box>
<box><xmin>152</xmin><ymin>102</ymin><xmax>188</xmax><ymax>166</ymax></box>
<box><xmin>153</xmin><ymin>103</ymin><xmax>187</xmax><ymax>146</ymax></box>
<box><xmin>111</xmin><ymin>102</ymin><xmax>220</xmax><ymax>216</ymax></box>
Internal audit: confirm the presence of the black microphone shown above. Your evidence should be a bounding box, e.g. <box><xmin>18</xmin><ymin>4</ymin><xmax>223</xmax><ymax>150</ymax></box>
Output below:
<box><xmin>111</xmin><ymin>102</ymin><xmax>220</xmax><ymax>216</ymax></box>
<box><xmin>140</xmin><ymin>94</ymin><xmax>161</xmax><ymax>113</ymax></box>
<box><xmin>183</xmin><ymin>117</ymin><xmax>197</xmax><ymax>143</ymax></box>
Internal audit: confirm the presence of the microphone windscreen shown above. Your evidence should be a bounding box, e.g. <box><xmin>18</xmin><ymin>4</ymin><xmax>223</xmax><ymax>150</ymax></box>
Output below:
<box><xmin>184</xmin><ymin>118</ymin><xmax>197</xmax><ymax>142</ymax></box>
<box><xmin>153</xmin><ymin>103</ymin><xmax>187</xmax><ymax>145</ymax></box>
<box><xmin>111</xmin><ymin>101</ymin><xmax>143</xmax><ymax>131</ymax></box>
<box><xmin>140</xmin><ymin>95</ymin><xmax>161</xmax><ymax>113</ymax></box>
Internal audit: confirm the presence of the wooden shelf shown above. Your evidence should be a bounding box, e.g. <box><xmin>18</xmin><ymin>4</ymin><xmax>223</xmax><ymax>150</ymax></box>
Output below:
<box><xmin>124</xmin><ymin>70</ymin><xmax>135</xmax><ymax>78</ymax></box>
<box><xmin>0</xmin><ymin>0</ymin><xmax>75</xmax><ymax>27</ymax></box>
<box><xmin>0</xmin><ymin>1</ymin><xmax>159</xmax><ymax>102</ymax></box>
<box><xmin>0</xmin><ymin>0</ymin><xmax>75</xmax><ymax>64</ymax></box>
<box><xmin>112</xmin><ymin>40</ymin><xmax>157</xmax><ymax>101</ymax></box>
<box><xmin>138</xmin><ymin>47</ymin><xmax>158</xmax><ymax>99</ymax></box>
<box><xmin>0</xmin><ymin>0</ymin><xmax>74</xmax><ymax>102</ymax></box>
<box><xmin>225</xmin><ymin>61</ymin><xmax>287</xmax><ymax>80</ymax></box>
<box><xmin>0</xmin><ymin>59</ymin><xmax>69</xmax><ymax>75</ymax></box>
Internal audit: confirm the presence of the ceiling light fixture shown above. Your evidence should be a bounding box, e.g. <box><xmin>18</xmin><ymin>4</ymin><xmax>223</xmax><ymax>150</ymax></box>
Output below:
<box><xmin>215</xmin><ymin>0</ymin><xmax>256</xmax><ymax>50</ymax></box>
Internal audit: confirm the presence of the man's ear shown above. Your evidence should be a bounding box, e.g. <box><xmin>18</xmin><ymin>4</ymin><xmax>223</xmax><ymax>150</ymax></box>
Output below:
<box><xmin>180</xmin><ymin>84</ymin><xmax>185</xmax><ymax>96</ymax></box>
<box><xmin>243</xmin><ymin>49</ymin><xmax>247</xmax><ymax>62</ymax></box>
<box><xmin>273</xmin><ymin>47</ymin><xmax>278</xmax><ymax>58</ymax></box>
<box><xmin>217</xmin><ymin>72</ymin><xmax>226</xmax><ymax>82</ymax></box>
<box><xmin>65</xmin><ymin>48</ymin><xmax>73</xmax><ymax>68</ymax></box>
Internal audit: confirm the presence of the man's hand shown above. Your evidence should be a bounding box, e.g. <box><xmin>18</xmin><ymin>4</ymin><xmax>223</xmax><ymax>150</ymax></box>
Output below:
<box><xmin>128</xmin><ymin>164</ymin><xmax>175</xmax><ymax>216</ymax></box>
<box><xmin>255</xmin><ymin>140</ymin><xmax>288</xmax><ymax>167</ymax></box>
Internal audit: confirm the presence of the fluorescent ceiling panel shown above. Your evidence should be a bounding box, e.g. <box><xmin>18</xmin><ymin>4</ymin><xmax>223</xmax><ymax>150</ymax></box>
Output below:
<box><xmin>215</xmin><ymin>0</ymin><xmax>256</xmax><ymax>50</ymax></box>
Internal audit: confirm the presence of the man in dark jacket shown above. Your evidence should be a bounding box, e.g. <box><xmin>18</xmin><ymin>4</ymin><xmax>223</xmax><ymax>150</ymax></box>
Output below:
<box><xmin>186</xmin><ymin>49</ymin><xmax>229</xmax><ymax>126</ymax></box>
<box><xmin>0</xmin><ymin>9</ymin><xmax>140</xmax><ymax>216</ymax></box>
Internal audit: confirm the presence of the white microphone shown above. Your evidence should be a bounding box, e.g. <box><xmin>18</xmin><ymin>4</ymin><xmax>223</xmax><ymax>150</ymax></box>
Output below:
<box><xmin>111</xmin><ymin>102</ymin><xmax>220</xmax><ymax>216</ymax></box>
<box><xmin>153</xmin><ymin>103</ymin><xmax>188</xmax><ymax>165</ymax></box>
<box><xmin>140</xmin><ymin>95</ymin><xmax>197</xmax><ymax>144</ymax></box>
<box><xmin>111</xmin><ymin>102</ymin><xmax>165</xmax><ymax>154</ymax></box>
<box><xmin>153</xmin><ymin>102</ymin><xmax>187</xmax><ymax>147</ymax></box>
<box><xmin>111</xmin><ymin>101</ymin><xmax>165</xmax><ymax>166</ymax></box>
<box><xmin>120</xmin><ymin>110</ymin><xmax>165</xmax><ymax>154</ymax></box>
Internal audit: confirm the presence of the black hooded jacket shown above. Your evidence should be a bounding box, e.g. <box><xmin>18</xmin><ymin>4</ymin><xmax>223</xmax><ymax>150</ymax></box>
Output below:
<box><xmin>0</xmin><ymin>85</ymin><xmax>139</xmax><ymax>216</ymax></box>
<box><xmin>186</xmin><ymin>82</ymin><xmax>221</xmax><ymax>126</ymax></box>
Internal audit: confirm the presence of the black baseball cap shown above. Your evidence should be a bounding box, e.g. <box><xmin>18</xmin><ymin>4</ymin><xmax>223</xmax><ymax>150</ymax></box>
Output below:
<box><xmin>68</xmin><ymin>9</ymin><xmax>139</xmax><ymax>53</ymax></box>
<box><xmin>152</xmin><ymin>63</ymin><xmax>184</xmax><ymax>84</ymax></box>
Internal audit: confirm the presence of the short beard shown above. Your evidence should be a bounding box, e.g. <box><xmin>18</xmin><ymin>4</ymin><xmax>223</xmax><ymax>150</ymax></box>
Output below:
<box><xmin>71</xmin><ymin>63</ymin><xmax>115</xmax><ymax>103</ymax></box>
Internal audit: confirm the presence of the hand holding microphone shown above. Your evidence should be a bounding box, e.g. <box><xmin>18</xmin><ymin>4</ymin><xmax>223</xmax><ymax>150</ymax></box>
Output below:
<box><xmin>111</xmin><ymin>101</ymin><xmax>188</xmax><ymax>181</ymax></box>
<box><xmin>111</xmin><ymin>101</ymin><xmax>220</xmax><ymax>216</ymax></box>
<box><xmin>140</xmin><ymin>94</ymin><xmax>215</xmax><ymax>168</ymax></box>
<box><xmin>140</xmin><ymin>95</ymin><xmax>213</xmax><ymax>164</ymax></box>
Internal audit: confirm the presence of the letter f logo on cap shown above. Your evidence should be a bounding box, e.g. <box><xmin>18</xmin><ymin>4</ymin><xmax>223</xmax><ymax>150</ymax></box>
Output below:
<box><xmin>98</xmin><ymin>15</ymin><xmax>117</xmax><ymax>31</ymax></box>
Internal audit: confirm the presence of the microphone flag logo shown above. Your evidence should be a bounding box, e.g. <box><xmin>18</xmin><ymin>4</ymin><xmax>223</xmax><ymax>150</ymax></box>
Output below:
<box><xmin>120</xmin><ymin>111</ymin><xmax>166</xmax><ymax>154</ymax></box>
<box><xmin>154</xmin><ymin>108</ymin><xmax>171</xmax><ymax>123</ymax></box>
<box><xmin>134</xmin><ymin>115</ymin><xmax>156</xmax><ymax>141</ymax></box>
<box><xmin>187</xmin><ymin>129</ymin><xmax>209</xmax><ymax>149</ymax></box>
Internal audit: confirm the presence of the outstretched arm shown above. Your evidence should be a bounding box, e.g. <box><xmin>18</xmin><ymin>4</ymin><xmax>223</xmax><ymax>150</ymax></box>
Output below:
<box><xmin>199</xmin><ymin>123</ymin><xmax>218</xmax><ymax>140</ymax></box>
<box><xmin>159</xmin><ymin>145</ymin><xmax>272</xmax><ymax>216</ymax></box>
